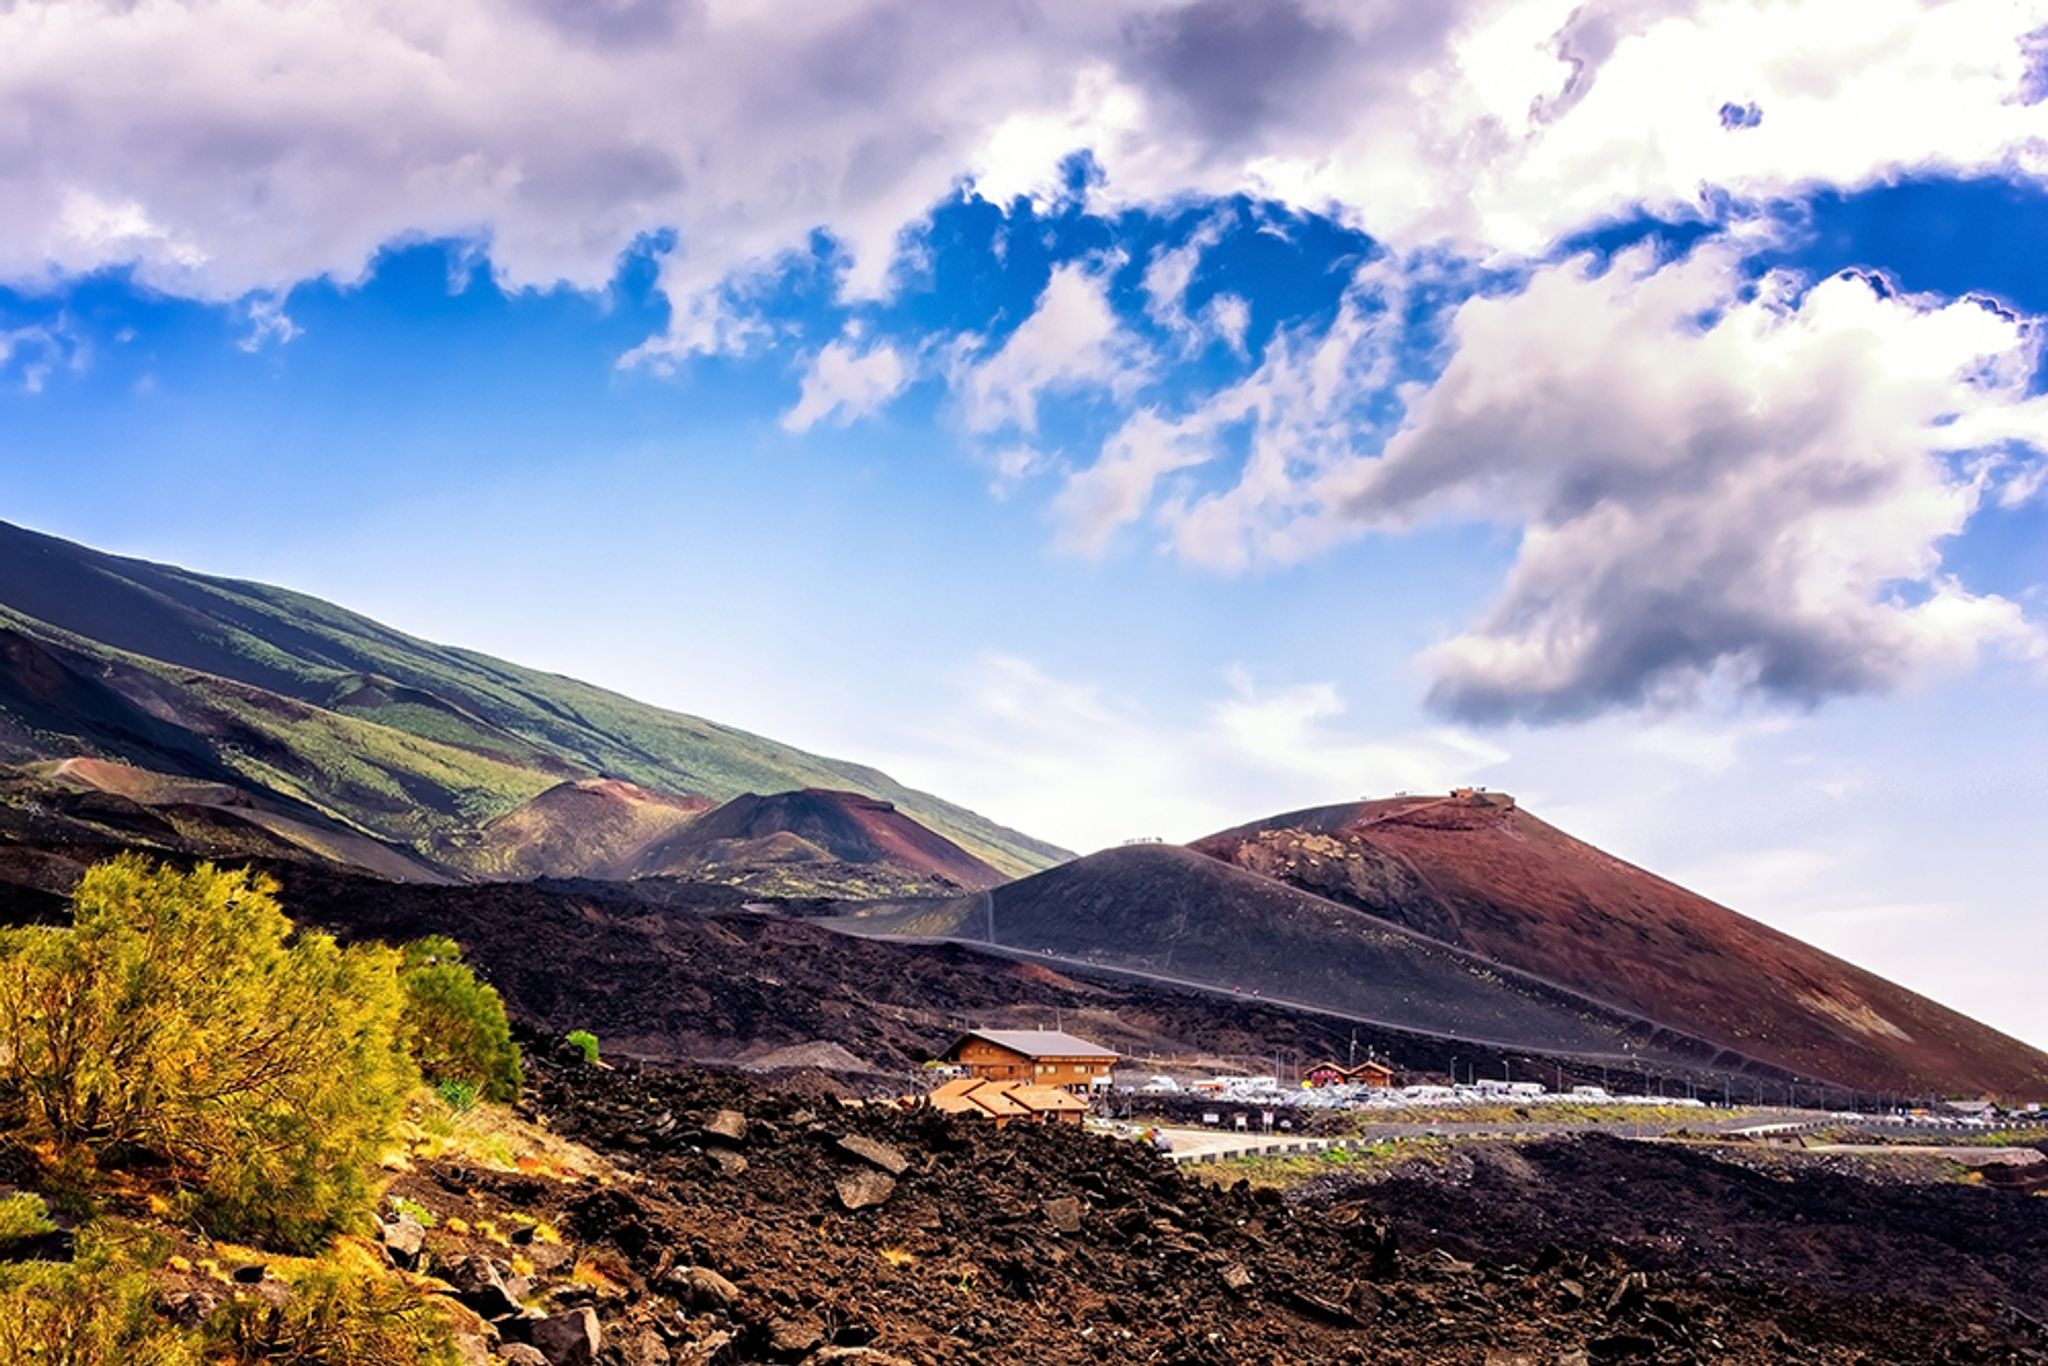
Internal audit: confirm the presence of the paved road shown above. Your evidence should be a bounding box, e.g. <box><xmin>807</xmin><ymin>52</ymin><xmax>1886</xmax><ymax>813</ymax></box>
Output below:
<box><xmin>1149</xmin><ymin>1108</ymin><xmax>1800</xmax><ymax>1164</ymax></box>
<box><xmin>1805</xmin><ymin>1144</ymin><xmax>2045</xmax><ymax>1166</ymax></box>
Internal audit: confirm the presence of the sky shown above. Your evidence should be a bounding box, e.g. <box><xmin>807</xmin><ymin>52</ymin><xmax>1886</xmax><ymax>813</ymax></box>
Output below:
<box><xmin>2</xmin><ymin>0</ymin><xmax>2047</xmax><ymax>1048</ymax></box>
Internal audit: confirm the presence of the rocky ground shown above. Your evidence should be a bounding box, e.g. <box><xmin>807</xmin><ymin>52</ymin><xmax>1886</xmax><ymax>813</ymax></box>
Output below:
<box><xmin>373</xmin><ymin>1042</ymin><xmax>2048</xmax><ymax>1365</ymax></box>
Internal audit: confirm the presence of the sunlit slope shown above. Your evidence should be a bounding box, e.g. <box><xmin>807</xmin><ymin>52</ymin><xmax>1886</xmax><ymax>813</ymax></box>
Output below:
<box><xmin>0</xmin><ymin>519</ymin><xmax>1066</xmax><ymax>877</ymax></box>
<box><xmin>1194</xmin><ymin>793</ymin><xmax>2048</xmax><ymax>1098</ymax></box>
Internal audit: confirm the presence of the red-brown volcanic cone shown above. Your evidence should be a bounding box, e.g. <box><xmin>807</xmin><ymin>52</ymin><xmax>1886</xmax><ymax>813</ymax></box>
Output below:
<box><xmin>1193</xmin><ymin>793</ymin><xmax>2048</xmax><ymax>1098</ymax></box>
<box><xmin>633</xmin><ymin>788</ymin><xmax>1007</xmax><ymax>891</ymax></box>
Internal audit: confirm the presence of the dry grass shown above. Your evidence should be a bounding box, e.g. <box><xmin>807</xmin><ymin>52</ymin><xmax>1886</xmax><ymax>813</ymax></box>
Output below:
<box><xmin>394</xmin><ymin>1089</ymin><xmax>609</xmax><ymax>1183</ymax></box>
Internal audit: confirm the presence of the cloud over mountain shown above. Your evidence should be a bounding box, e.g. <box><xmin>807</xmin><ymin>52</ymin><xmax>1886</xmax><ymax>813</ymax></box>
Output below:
<box><xmin>7</xmin><ymin>0</ymin><xmax>2048</xmax><ymax>726</ymax></box>
<box><xmin>8</xmin><ymin>0</ymin><xmax>2042</xmax><ymax>342</ymax></box>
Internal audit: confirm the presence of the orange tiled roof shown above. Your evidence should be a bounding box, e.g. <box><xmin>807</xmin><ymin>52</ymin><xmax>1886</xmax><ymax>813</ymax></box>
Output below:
<box><xmin>1007</xmin><ymin>1084</ymin><xmax>1088</xmax><ymax>1113</ymax></box>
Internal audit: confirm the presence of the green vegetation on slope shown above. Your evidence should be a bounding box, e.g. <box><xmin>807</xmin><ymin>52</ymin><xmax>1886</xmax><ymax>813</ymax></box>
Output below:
<box><xmin>0</xmin><ymin>857</ymin><xmax>534</xmax><ymax>1362</ymax></box>
<box><xmin>0</xmin><ymin>520</ymin><xmax>1065</xmax><ymax>877</ymax></box>
<box><xmin>0</xmin><ymin>856</ymin><xmax>519</xmax><ymax>1250</ymax></box>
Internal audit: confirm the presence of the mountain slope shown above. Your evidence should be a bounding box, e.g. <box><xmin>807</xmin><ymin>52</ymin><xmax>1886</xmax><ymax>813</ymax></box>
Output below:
<box><xmin>442</xmin><ymin>777</ymin><xmax>714</xmax><ymax>880</ymax></box>
<box><xmin>630</xmin><ymin>788</ymin><xmax>1007</xmax><ymax>895</ymax></box>
<box><xmin>842</xmin><ymin>842</ymin><xmax>1755</xmax><ymax>1071</ymax></box>
<box><xmin>1191</xmin><ymin>792</ymin><xmax>2048</xmax><ymax>1098</ymax></box>
<box><xmin>0</xmin><ymin>519</ymin><xmax>1067</xmax><ymax>878</ymax></box>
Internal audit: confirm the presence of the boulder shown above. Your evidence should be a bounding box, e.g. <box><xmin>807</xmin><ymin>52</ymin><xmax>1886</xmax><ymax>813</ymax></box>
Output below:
<box><xmin>380</xmin><ymin>1212</ymin><xmax>427</xmax><ymax>1269</ymax></box>
<box><xmin>446</xmin><ymin>1255</ymin><xmax>526</xmax><ymax>1320</ymax></box>
<box><xmin>835</xmin><ymin>1171</ymin><xmax>897</xmax><ymax>1211</ymax></box>
<box><xmin>531</xmin><ymin>1307</ymin><xmax>601</xmax><ymax>1366</ymax></box>
<box><xmin>663</xmin><ymin>1265</ymin><xmax>742</xmax><ymax>1312</ymax></box>
<box><xmin>159</xmin><ymin>1287</ymin><xmax>224</xmax><ymax>1328</ymax></box>
<box><xmin>621</xmin><ymin>1327</ymin><xmax>674</xmax><ymax>1365</ymax></box>
<box><xmin>766</xmin><ymin>1315</ymin><xmax>825</xmax><ymax>1357</ymax></box>
<box><xmin>497</xmin><ymin>1347</ymin><xmax>549</xmax><ymax>1366</ymax></box>
<box><xmin>702</xmin><ymin>1109</ymin><xmax>748</xmax><ymax>1144</ymax></box>
<box><xmin>675</xmin><ymin>1332</ymin><xmax>736</xmax><ymax>1366</ymax></box>
<box><xmin>835</xmin><ymin>1135</ymin><xmax>908</xmax><ymax>1176</ymax></box>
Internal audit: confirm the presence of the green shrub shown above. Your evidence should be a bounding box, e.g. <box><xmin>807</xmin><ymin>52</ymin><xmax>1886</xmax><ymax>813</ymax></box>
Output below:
<box><xmin>0</xmin><ymin>1194</ymin><xmax>53</xmax><ymax>1244</ymax></box>
<box><xmin>565</xmin><ymin>1030</ymin><xmax>600</xmax><ymax>1065</ymax></box>
<box><xmin>0</xmin><ymin>1225</ymin><xmax>196</xmax><ymax>1366</ymax></box>
<box><xmin>0</xmin><ymin>856</ymin><xmax>416</xmax><ymax>1252</ymax></box>
<box><xmin>207</xmin><ymin>1260</ymin><xmax>457</xmax><ymax>1366</ymax></box>
<box><xmin>388</xmin><ymin>1197</ymin><xmax>436</xmax><ymax>1230</ymax></box>
<box><xmin>432</xmin><ymin>1079</ymin><xmax>479</xmax><ymax>1114</ymax></box>
<box><xmin>397</xmin><ymin>938</ymin><xmax>521</xmax><ymax>1104</ymax></box>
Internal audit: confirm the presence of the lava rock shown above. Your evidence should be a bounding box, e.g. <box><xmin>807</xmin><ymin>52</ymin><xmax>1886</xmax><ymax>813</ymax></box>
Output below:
<box><xmin>446</xmin><ymin>1255</ymin><xmax>527</xmax><ymax>1320</ymax></box>
<box><xmin>380</xmin><ymin>1212</ymin><xmax>427</xmax><ymax>1269</ymax></box>
<box><xmin>836</xmin><ymin>1135</ymin><xmax>909</xmax><ymax>1176</ymax></box>
<box><xmin>836</xmin><ymin>1171</ymin><xmax>897</xmax><ymax>1211</ymax></box>
<box><xmin>675</xmin><ymin>1331</ymin><xmax>736</xmax><ymax>1366</ymax></box>
<box><xmin>531</xmin><ymin>1307</ymin><xmax>602</xmax><ymax>1366</ymax></box>
<box><xmin>664</xmin><ymin>1265</ymin><xmax>742</xmax><ymax>1311</ymax></box>
<box><xmin>621</xmin><ymin>1326</ymin><xmax>674</xmax><ymax>1365</ymax></box>
<box><xmin>766</xmin><ymin>1314</ymin><xmax>825</xmax><ymax>1357</ymax></box>
<box><xmin>1042</xmin><ymin>1196</ymin><xmax>1083</xmax><ymax>1234</ymax></box>
<box><xmin>703</xmin><ymin>1109</ymin><xmax>748</xmax><ymax>1144</ymax></box>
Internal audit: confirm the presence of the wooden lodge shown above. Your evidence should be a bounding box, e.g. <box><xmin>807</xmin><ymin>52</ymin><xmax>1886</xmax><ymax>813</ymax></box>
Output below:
<box><xmin>1302</xmin><ymin>1059</ymin><xmax>1396</xmax><ymax>1089</ymax></box>
<box><xmin>940</xmin><ymin>1029</ymin><xmax>1118</xmax><ymax>1094</ymax></box>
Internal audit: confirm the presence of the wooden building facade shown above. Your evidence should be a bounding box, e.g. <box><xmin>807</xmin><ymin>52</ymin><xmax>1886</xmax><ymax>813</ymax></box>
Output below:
<box><xmin>1302</xmin><ymin>1059</ymin><xmax>1397</xmax><ymax>1088</ymax></box>
<box><xmin>941</xmin><ymin>1029</ymin><xmax>1118</xmax><ymax>1094</ymax></box>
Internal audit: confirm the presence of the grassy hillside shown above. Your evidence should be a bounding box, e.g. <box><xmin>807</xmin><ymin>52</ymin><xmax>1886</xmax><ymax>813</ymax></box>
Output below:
<box><xmin>0</xmin><ymin>520</ymin><xmax>1067</xmax><ymax>877</ymax></box>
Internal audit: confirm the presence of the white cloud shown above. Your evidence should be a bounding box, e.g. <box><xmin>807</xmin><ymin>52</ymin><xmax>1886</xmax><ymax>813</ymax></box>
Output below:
<box><xmin>1140</xmin><ymin>213</ymin><xmax>1249</xmax><ymax>356</ymax></box>
<box><xmin>1069</xmin><ymin>242</ymin><xmax>2047</xmax><ymax>719</ymax></box>
<box><xmin>1055</xmin><ymin>252</ymin><xmax>1425</xmax><ymax>561</ymax></box>
<box><xmin>1626</xmin><ymin>716</ymin><xmax>1794</xmax><ymax>774</ymax></box>
<box><xmin>8</xmin><ymin>0</ymin><xmax>2044</xmax><ymax>360</ymax></box>
<box><xmin>1355</xmin><ymin>247</ymin><xmax>2047</xmax><ymax>720</ymax></box>
<box><xmin>875</xmin><ymin>653</ymin><xmax>1509</xmax><ymax>853</ymax></box>
<box><xmin>1052</xmin><ymin>408</ymin><xmax>1217</xmax><ymax>556</ymax></box>
<box><xmin>0</xmin><ymin>315</ymin><xmax>85</xmax><ymax>392</ymax></box>
<box><xmin>984</xmin><ymin>444</ymin><xmax>1053</xmax><ymax>498</ymax></box>
<box><xmin>781</xmin><ymin>336</ymin><xmax>909</xmax><ymax>432</ymax></box>
<box><xmin>238</xmin><ymin>293</ymin><xmax>301</xmax><ymax>353</ymax></box>
<box><xmin>956</xmin><ymin>260</ymin><xmax>1148</xmax><ymax>434</ymax></box>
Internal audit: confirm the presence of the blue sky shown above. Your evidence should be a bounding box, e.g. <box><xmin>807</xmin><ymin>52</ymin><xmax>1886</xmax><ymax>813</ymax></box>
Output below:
<box><xmin>3</xmin><ymin>0</ymin><xmax>2047</xmax><ymax>1050</ymax></box>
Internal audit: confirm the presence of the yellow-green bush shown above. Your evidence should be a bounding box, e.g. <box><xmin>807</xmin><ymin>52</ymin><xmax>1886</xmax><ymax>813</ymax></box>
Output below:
<box><xmin>398</xmin><ymin>937</ymin><xmax>521</xmax><ymax>1103</ymax></box>
<box><xmin>207</xmin><ymin>1260</ymin><xmax>457</xmax><ymax>1366</ymax></box>
<box><xmin>0</xmin><ymin>857</ymin><xmax>416</xmax><ymax>1251</ymax></box>
<box><xmin>0</xmin><ymin>1224</ymin><xmax>456</xmax><ymax>1366</ymax></box>
<box><xmin>0</xmin><ymin>1225</ymin><xmax>195</xmax><ymax>1366</ymax></box>
<box><xmin>0</xmin><ymin>1195</ymin><xmax>53</xmax><ymax>1245</ymax></box>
